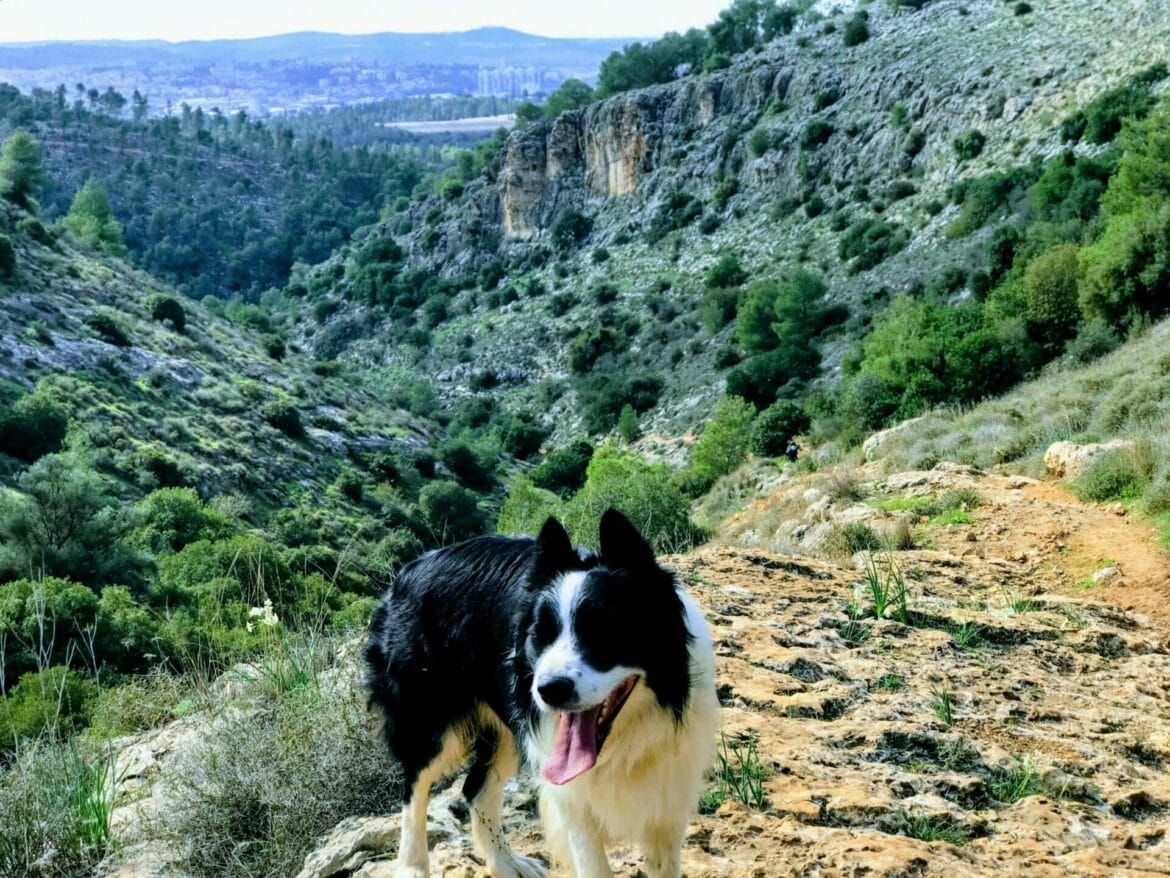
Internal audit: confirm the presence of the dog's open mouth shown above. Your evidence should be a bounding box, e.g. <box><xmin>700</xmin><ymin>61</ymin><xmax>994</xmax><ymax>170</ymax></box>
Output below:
<box><xmin>541</xmin><ymin>675</ymin><xmax>638</xmax><ymax>786</ymax></box>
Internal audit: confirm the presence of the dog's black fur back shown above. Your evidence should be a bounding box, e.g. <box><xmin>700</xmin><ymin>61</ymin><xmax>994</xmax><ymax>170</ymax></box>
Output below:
<box><xmin>364</xmin><ymin>525</ymin><xmax>592</xmax><ymax>798</ymax></box>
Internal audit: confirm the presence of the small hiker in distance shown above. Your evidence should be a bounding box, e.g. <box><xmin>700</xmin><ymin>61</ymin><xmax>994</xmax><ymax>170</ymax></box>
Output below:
<box><xmin>785</xmin><ymin>441</ymin><xmax>800</xmax><ymax>463</ymax></box>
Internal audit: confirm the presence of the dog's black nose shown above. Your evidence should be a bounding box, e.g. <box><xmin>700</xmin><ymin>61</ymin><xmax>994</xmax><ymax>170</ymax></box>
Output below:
<box><xmin>537</xmin><ymin>676</ymin><xmax>576</xmax><ymax>708</ymax></box>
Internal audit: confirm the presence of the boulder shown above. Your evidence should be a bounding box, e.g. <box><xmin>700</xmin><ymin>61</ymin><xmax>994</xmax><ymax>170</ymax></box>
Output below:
<box><xmin>1043</xmin><ymin>440</ymin><xmax>1135</xmax><ymax>479</ymax></box>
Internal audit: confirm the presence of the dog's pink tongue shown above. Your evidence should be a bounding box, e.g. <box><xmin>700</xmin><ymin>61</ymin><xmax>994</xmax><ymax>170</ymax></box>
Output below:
<box><xmin>541</xmin><ymin>707</ymin><xmax>601</xmax><ymax>785</ymax></box>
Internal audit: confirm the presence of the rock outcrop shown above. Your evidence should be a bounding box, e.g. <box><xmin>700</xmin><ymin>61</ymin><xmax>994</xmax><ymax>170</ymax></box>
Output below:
<box><xmin>1044</xmin><ymin>439</ymin><xmax>1136</xmax><ymax>480</ymax></box>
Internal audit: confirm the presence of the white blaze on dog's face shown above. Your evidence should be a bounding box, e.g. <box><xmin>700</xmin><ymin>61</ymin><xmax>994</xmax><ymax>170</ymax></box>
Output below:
<box><xmin>525</xmin><ymin>510</ymin><xmax>693</xmax><ymax>787</ymax></box>
<box><xmin>527</xmin><ymin>569</ymin><xmax>647</xmax><ymax>786</ymax></box>
<box><xmin>532</xmin><ymin>571</ymin><xmax>641</xmax><ymax>710</ymax></box>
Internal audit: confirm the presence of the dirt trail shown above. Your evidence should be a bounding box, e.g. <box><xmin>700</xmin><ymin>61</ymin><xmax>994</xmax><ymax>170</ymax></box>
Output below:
<box><xmin>984</xmin><ymin>479</ymin><xmax>1170</xmax><ymax>630</ymax></box>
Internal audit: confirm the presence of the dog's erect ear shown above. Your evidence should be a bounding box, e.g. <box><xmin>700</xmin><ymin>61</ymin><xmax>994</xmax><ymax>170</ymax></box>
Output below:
<box><xmin>599</xmin><ymin>508</ymin><xmax>656</xmax><ymax>571</ymax></box>
<box><xmin>532</xmin><ymin>516</ymin><xmax>575</xmax><ymax>579</ymax></box>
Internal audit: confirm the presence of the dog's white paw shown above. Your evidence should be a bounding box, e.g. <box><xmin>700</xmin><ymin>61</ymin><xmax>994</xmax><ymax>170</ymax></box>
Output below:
<box><xmin>394</xmin><ymin>863</ymin><xmax>428</xmax><ymax>878</ymax></box>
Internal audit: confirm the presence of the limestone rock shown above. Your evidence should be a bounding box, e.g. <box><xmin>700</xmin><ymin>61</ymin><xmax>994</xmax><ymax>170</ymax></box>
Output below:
<box><xmin>1044</xmin><ymin>440</ymin><xmax>1135</xmax><ymax>479</ymax></box>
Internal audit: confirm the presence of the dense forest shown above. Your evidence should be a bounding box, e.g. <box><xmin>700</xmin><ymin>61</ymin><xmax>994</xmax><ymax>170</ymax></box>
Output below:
<box><xmin>0</xmin><ymin>84</ymin><xmax>460</xmax><ymax>299</ymax></box>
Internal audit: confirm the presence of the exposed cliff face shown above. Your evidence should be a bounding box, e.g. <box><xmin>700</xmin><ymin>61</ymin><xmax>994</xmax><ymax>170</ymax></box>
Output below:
<box><xmin>494</xmin><ymin>0</ymin><xmax>1168</xmax><ymax>247</ymax></box>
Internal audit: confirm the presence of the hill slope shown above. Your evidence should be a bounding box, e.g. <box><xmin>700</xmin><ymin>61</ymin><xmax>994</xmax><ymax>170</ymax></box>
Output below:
<box><xmin>289</xmin><ymin>0</ymin><xmax>1170</xmax><ymax>442</ymax></box>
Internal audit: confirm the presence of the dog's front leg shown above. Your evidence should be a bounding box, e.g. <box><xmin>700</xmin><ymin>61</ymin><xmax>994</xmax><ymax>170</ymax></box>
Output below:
<box><xmin>564</xmin><ymin>818</ymin><xmax>614</xmax><ymax>878</ymax></box>
<box><xmin>641</xmin><ymin>821</ymin><xmax>686</xmax><ymax>878</ymax></box>
<box><xmin>543</xmin><ymin>797</ymin><xmax>614</xmax><ymax>878</ymax></box>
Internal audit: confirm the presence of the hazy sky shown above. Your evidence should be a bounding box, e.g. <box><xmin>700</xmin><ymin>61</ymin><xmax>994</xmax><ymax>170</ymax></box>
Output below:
<box><xmin>0</xmin><ymin>1</ymin><xmax>731</xmax><ymax>42</ymax></box>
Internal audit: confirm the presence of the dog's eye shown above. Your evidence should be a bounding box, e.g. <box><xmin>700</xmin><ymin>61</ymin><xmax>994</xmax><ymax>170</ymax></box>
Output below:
<box><xmin>573</xmin><ymin>600</ymin><xmax>617</xmax><ymax>643</ymax></box>
<box><xmin>533</xmin><ymin>604</ymin><xmax>560</xmax><ymax>648</ymax></box>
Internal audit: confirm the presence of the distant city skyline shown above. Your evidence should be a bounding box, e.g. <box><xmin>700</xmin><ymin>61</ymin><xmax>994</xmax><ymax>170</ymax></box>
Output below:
<box><xmin>0</xmin><ymin>0</ymin><xmax>731</xmax><ymax>43</ymax></box>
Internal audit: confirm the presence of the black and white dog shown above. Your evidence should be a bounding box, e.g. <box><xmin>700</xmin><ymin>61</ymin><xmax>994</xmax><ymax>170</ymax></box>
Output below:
<box><xmin>365</xmin><ymin>509</ymin><xmax>719</xmax><ymax>878</ymax></box>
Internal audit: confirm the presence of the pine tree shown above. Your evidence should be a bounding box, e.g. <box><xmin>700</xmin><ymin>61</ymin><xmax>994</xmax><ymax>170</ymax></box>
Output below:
<box><xmin>0</xmin><ymin>130</ymin><xmax>45</xmax><ymax>211</ymax></box>
<box><xmin>61</xmin><ymin>177</ymin><xmax>127</xmax><ymax>255</ymax></box>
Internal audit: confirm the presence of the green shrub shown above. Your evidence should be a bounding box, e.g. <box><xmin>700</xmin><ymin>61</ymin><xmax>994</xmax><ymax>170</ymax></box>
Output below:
<box><xmin>0</xmin><ymin>455</ymin><xmax>144</xmax><ymax>590</ymax></box>
<box><xmin>839</xmin><ymin>218</ymin><xmax>907</xmax><ymax>272</ymax></box>
<box><xmin>129</xmin><ymin>487</ymin><xmax>235</xmax><ymax>555</ymax></box>
<box><xmin>888</xmin><ymin>180</ymin><xmax>917</xmax><ymax>201</ymax></box>
<box><xmin>334</xmin><ymin>469</ymin><xmax>364</xmax><ymax>503</ymax></box>
<box><xmin>261</xmin><ymin>333</ymin><xmax>285</xmax><ymax>360</ymax></box>
<box><xmin>61</xmin><ymin>177</ymin><xmax>126</xmax><ymax>255</ymax></box>
<box><xmin>748</xmin><ymin>128</ymin><xmax>772</xmax><ymax>157</ymax></box>
<box><xmin>17</xmin><ymin>215</ymin><xmax>53</xmax><ymax>246</ymax></box>
<box><xmin>0</xmin><ymin>389</ymin><xmax>68</xmax><ymax>462</ymax></box>
<box><xmin>85</xmin><ymin>311</ymin><xmax>131</xmax><ymax>347</ymax></box>
<box><xmin>1071</xmin><ymin>450</ymin><xmax>1147</xmax><ymax>502</ymax></box>
<box><xmin>1064</xmin><ymin>318</ymin><xmax>1121</xmax><ymax>363</ymax></box>
<box><xmin>617</xmin><ymin>404</ymin><xmax>641</xmax><ymax>442</ymax></box>
<box><xmin>479</xmin><ymin>260</ymin><xmax>506</xmax><ymax>291</ymax></box>
<box><xmin>0</xmin><ymin>233</ymin><xmax>14</xmax><ymax>279</ymax></box>
<box><xmin>850</xmin><ymin>296</ymin><xmax>1018</xmax><ymax>421</ymax></box>
<box><xmin>0</xmin><ymin>666</ymin><xmax>98</xmax><ymax>753</ymax></box>
<box><xmin>735</xmin><ymin>279</ymin><xmax>782</xmax><ymax>353</ymax></box>
<box><xmin>727</xmin><ymin>347</ymin><xmax>817</xmax><ymax>409</ymax></box>
<box><xmin>437</xmin><ymin>440</ymin><xmax>495</xmax><ymax>490</ymax></box>
<box><xmin>1078</xmin><ymin>204</ymin><xmax>1170</xmax><ymax>326</ymax></box>
<box><xmin>146</xmin><ymin>294</ymin><xmax>186</xmax><ymax>332</ymax></box>
<box><xmin>497</xmin><ymin>476</ymin><xmax>564</xmax><ymax>537</ymax></box>
<box><xmin>751</xmin><ymin>400</ymin><xmax>810</xmax><ymax>456</ymax></box>
<box><xmin>578</xmin><ymin>373</ymin><xmax>663</xmax><ymax>434</ymax></box>
<box><xmin>647</xmin><ymin>192</ymin><xmax>703</xmax><ymax>242</ymax></box>
<box><xmin>947</xmin><ymin>166</ymin><xmax>1038</xmax><ymax>238</ymax></box>
<box><xmin>842</xmin><ymin>13</ymin><xmax>869</xmax><ymax>46</ymax></box>
<box><xmin>1031</xmin><ymin>151</ymin><xmax>1113</xmax><ymax>223</ymax></box>
<box><xmin>1066</xmin><ymin>67</ymin><xmax>1164</xmax><ymax>145</ymax></box>
<box><xmin>497</xmin><ymin>416</ymin><xmax>547</xmax><ymax>460</ymax></box>
<box><xmin>701</xmin><ymin>287</ymin><xmax>739</xmax><ymax>333</ymax></box>
<box><xmin>261</xmin><ymin>400</ymin><xmax>304</xmax><ymax>438</ymax></box>
<box><xmin>224</xmin><ymin>299</ymin><xmax>273</xmax><ymax>332</ymax></box>
<box><xmin>800</xmin><ymin>121</ymin><xmax>835</xmax><ymax>150</ymax></box>
<box><xmin>712</xmin><ymin>176</ymin><xmax>740</xmax><ymax>210</ymax></box>
<box><xmin>839</xmin><ymin>522</ymin><xmax>883</xmax><ymax>554</ymax></box>
<box><xmin>0</xmin><ymin>130</ymin><xmax>45</xmax><ymax>211</ymax></box>
<box><xmin>679</xmin><ymin>396</ymin><xmax>756</xmax><ymax>497</ymax></box>
<box><xmin>953</xmin><ymin>129</ymin><xmax>987</xmax><ymax>161</ymax></box>
<box><xmin>530</xmin><ymin>440</ymin><xmax>594</xmax><ymax>498</ymax></box>
<box><xmin>562</xmin><ymin>444</ymin><xmax>706</xmax><ymax>552</ymax></box>
<box><xmin>552</xmin><ymin>211</ymin><xmax>592</xmax><ymax>250</ymax></box>
<box><xmin>705</xmin><ymin>252</ymin><xmax>747</xmax><ymax>289</ymax></box>
<box><xmin>1023</xmin><ymin>243</ymin><xmax>1079</xmax><ymax>340</ymax></box>
<box><xmin>567</xmin><ymin>326</ymin><xmax>620</xmax><ymax>373</ymax></box>
<box><xmin>1142</xmin><ymin>482</ymin><xmax>1170</xmax><ymax>515</ymax></box>
<box><xmin>418</xmin><ymin>481</ymin><xmax>485</xmax><ymax>541</ymax></box>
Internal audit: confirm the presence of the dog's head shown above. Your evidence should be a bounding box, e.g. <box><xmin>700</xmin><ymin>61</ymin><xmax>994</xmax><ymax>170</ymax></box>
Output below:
<box><xmin>523</xmin><ymin>509</ymin><xmax>692</xmax><ymax>785</ymax></box>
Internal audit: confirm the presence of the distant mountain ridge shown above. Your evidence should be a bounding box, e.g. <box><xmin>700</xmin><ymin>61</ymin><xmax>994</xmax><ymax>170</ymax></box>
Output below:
<box><xmin>0</xmin><ymin>27</ymin><xmax>638</xmax><ymax>69</ymax></box>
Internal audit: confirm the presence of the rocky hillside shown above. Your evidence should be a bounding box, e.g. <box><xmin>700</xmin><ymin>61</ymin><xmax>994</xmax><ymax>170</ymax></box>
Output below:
<box><xmin>293</xmin><ymin>0</ymin><xmax>1170</xmax><ymax>437</ymax></box>
<box><xmin>0</xmin><ymin>201</ymin><xmax>427</xmax><ymax>513</ymax></box>
<box><xmin>99</xmin><ymin>456</ymin><xmax>1170</xmax><ymax>877</ymax></box>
